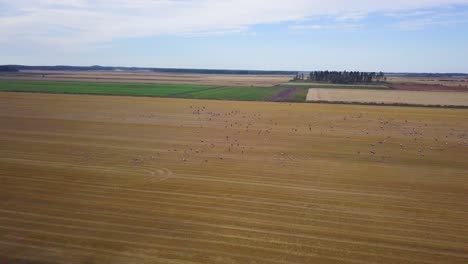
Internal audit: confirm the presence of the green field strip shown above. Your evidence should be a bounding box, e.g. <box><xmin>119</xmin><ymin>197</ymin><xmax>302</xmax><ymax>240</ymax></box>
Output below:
<box><xmin>0</xmin><ymin>79</ymin><xmax>310</xmax><ymax>102</ymax></box>
<box><xmin>176</xmin><ymin>86</ymin><xmax>285</xmax><ymax>101</ymax></box>
<box><xmin>0</xmin><ymin>79</ymin><xmax>214</xmax><ymax>97</ymax></box>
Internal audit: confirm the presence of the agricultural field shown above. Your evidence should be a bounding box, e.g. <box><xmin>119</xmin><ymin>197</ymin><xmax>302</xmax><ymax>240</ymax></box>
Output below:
<box><xmin>386</xmin><ymin>77</ymin><xmax>468</xmax><ymax>92</ymax></box>
<box><xmin>387</xmin><ymin>76</ymin><xmax>468</xmax><ymax>88</ymax></box>
<box><xmin>0</xmin><ymin>70</ymin><xmax>292</xmax><ymax>87</ymax></box>
<box><xmin>306</xmin><ymin>88</ymin><xmax>468</xmax><ymax>107</ymax></box>
<box><xmin>1</xmin><ymin>92</ymin><xmax>467</xmax><ymax>264</ymax></box>
<box><xmin>4</xmin><ymin>73</ymin><xmax>467</xmax><ymax>105</ymax></box>
<box><xmin>283</xmin><ymin>82</ymin><xmax>389</xmax><ymax>89</ymax></box>
<box><xmin>0</xmin><ymin>79</ymin><xmax>307</xmax><ymax>102</ymax></box>
<box><xmin>288</xmin><ymin>75</ymin><xmax>468</xmax><ymax>92</ymax></box>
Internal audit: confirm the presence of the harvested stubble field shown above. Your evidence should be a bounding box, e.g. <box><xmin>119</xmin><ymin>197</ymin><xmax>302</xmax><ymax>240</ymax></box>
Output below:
<box><xmin>0</xmin><ymin>92</ymin><xmax>467</xmax><ymax>264</ymax></box>
<box><xmin>306</xmin><ymin>88</ymin><xmax>468</xmax><ymax>107</ymax></box>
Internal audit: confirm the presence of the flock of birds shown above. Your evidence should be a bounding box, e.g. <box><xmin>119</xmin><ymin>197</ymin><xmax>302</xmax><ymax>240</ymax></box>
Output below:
<box><xmin>81</xmin><ymin>103</ymin><xmax>467</xmax><ymax>168</ymax></box>
<box><xmin>153</xmin><ymin>104</ymin><xmax>466</xmax><ymax>165</ymax></box>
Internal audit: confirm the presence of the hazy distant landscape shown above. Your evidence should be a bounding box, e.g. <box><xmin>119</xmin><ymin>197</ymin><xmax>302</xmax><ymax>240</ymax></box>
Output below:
<box><xmin>1</xmin><ymin>67</ymin><xmax>468</xmax><ymax>106</ymax></box>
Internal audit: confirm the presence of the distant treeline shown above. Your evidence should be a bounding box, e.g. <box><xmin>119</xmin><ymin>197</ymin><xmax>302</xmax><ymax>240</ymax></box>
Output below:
<box><xmin>152</xmin><ymin>68</ymin><xmax>296</xmax><ymax>75</ymax></box>
<box><xmin>0</xmin><ymin>65</ymin><xmax>119</xmax><ymax>72</ymax></box>
<box><xmin>0</xmin><ymin>65</ymin><xmax>20</xmax><ymax>72</ymax></box>
<box><xmin>0</xmin><ymin>65</ymin><xmax>296</xmax><ymax>75</ymax></box>
<box><xmin>2</xmin><ymin>65</ymin><xmax>467</xmax><ymax>77</ymax></box>
<box><xmin>293</xmin><ymin>71</ymin><xmax>385</xmax><ymax>84</ymax></box>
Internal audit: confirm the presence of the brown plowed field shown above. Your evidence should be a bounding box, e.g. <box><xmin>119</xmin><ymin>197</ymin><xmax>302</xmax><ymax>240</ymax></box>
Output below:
<box><xmin>269</xmin><ymin>87</ymin><xmax>298</xmax><ymax>101</ymax></box>
<box><xmin>385</xmin><ymin>76</ymin><xmax>468</xmax><ymax>92</ymax></box>
<box><xmin>389</xmin><ymin>83</ymin><xmax>468</xmax><ymax>92</ymax></box>
<box><xmin>1</xmin><ymin>92</ymin><xmax>467</xmax><ymax>264</ymax></box>
<box><xmin>387</xmin><ymin>77</ymin><xmax>468</xmax><ymax>89</ymax></box>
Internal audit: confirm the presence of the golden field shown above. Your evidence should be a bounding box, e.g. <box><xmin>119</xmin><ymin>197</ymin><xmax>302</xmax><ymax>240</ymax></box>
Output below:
<box><xmin>306</xmin><ymin>88</ymin><xmax>468</xmax><ymax>107</ymax></box>
<box><xmin>0</xmin><ymin>92</ymin><xmax>467</xmax><ymax>264</ymax></box>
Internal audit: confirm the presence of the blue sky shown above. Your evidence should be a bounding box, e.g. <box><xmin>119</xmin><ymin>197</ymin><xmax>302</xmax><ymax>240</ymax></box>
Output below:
<box><xmin>1</xmin><ymin>0</ymin><xmax>468</xmax><ymax>72</ymax></box>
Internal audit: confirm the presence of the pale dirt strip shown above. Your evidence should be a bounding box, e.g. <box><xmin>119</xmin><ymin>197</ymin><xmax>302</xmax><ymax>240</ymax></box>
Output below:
<box><xmin>0</xmin><ymin>70</ymin><xmax>292</xmax><ymax>87</ymax></box>
<box><xmin>306</xmin><ymin>88</ymin><xmax>468</xmax><ymax>107</ymax></box>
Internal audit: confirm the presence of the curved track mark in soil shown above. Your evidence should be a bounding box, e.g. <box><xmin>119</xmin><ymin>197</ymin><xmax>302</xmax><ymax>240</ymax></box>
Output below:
<box><xmin>140</xmin><ymin>167</ymin><xmax>173</xmax><ymax>183</ymax></box>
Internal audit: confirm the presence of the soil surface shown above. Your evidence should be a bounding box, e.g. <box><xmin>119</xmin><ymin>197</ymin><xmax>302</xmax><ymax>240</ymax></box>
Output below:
<box><xmin>1</xmin><ymin>92</ymin><xmax>467</xmax><ymax>264</ymax></box>
<box><xmin>0</xmin><ymin>70</ymin><xmax>292</xmax><ymax>87</ymax></box>
<box><xmin>389</xmin><ymin>83</ymin><xmax>468</xmax><ymax>92</ymax></box>
<box><xmin>269</xmin><ymin>87</ymin><xmax>297</xmax><ymax>101</ymax></box>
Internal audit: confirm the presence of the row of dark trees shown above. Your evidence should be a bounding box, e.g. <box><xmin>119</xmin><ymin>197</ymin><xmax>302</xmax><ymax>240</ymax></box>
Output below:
<box><xmin>0</xmin><ymin>65</ymin><xmax>19</xmax><ymax>72</ymax></box>
<box><xmin>293</xmin><ymin>71</ymin><xmax>385</xmax><ymax>84</ymax></box>
<box><xmin>0</xmin><ymin>65</ymin><xmax>297</xmax><ymax>75</ymax></box>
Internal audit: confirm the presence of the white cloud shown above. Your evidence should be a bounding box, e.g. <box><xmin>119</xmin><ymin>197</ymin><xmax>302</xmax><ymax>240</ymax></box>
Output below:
<box><xmin>385</xmin><ymin>10</ymin><xmax>437</xmax><ymax>18</ymax></box>
<box><xmin>335</xmin><ymin>13</ymin><xmax>368</xmax><ymax>21</ymax></box>
<box><xmin>290</xmin><ymin>23</ymin><xmax>362</xmax><ymax>32</ymax></box>
<box><xmin>390</xmin><ymin>9</ymin><xmax>468</xmax><ymax>29</ymax></box>
<box><xmin>395</xmin><ymin>18</ymin><xmax>467</xmax><ymax>30</ymax></box>
<box><xmin>290</xmin><ymin>24</ymin><xmax>324</xmax><ymax>30</ymax></box>
<box><xmin>0</xmin><ymin>0</ymin><xmax>467</xmax><ymax>49</ymax></box>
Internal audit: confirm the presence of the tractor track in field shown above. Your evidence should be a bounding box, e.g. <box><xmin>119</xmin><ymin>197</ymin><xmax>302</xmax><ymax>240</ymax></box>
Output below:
<box><xmin>268</xmin><ymin>87</ymin><xmax>298</xmax><ymax>101</ymax></box>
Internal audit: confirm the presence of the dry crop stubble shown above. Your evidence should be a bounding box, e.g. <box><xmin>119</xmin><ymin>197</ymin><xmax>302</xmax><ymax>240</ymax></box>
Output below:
<box><xmin>0</xmin><ymin>92</ymin><xmax>467</xmax><ymax>264</ymax></box>
<box><xmin>306</xmin><ymin>88</ymin><xmax>468</xmax><ymax>107</ymax></box>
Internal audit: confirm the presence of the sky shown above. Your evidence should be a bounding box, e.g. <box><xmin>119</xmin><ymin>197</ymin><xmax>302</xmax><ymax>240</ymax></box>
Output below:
<box><xmin>1</xmin><ymin>0</ymin><xmax>468</xmax><ymax>72</ymax></box>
